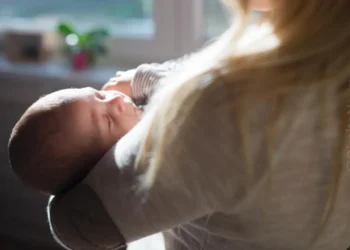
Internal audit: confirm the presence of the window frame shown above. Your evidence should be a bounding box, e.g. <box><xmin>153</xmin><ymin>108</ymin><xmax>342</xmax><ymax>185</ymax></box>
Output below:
<box><xmin>0</xmin><ymin>0</ymin><xmax>209</xmax><ymax>66</ymax></box>
<box><xmin>106</xmin><ymin>0</ymin><xmax>205</xmax><ymax>65</ymax></box>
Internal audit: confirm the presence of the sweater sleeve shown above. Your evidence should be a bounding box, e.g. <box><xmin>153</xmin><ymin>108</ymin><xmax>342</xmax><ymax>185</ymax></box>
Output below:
<box><xmin>86</xmin><ymin>74</ymin><xmax>246</xmax><ymax>243</ymax></box>
<box><xmin>131</xmin><ymin>54</ymin><xmax>191</xmax><ymax>102</ymax></box>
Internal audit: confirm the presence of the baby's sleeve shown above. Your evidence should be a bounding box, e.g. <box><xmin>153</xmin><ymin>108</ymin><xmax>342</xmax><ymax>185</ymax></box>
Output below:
<box><xmin>131</xmin><ymin>54</ymin><xmax>191</xmax><ymax>102</ymax></box>
<box><xmin>88</xmin><ymin>75</ymin><xmax>246</xmax><ymax>243</ymax></box>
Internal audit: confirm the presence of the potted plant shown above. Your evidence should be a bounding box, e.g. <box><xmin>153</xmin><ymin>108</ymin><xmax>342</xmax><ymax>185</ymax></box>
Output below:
<box><xmin>57</xmin><ymin>22</ymin><xmax>110</xmax><ymax>71</ymax></box>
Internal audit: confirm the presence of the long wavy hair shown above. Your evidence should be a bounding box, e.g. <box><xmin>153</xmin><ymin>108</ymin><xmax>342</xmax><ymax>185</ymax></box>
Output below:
<box><xmin>137</xmin><ymin>0</ymin><xmax>350</xmax><ymax>248</ymax></box>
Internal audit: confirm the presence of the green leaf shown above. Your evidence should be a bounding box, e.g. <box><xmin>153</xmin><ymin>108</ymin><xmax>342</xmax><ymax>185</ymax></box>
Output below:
<box><xmin>78</xmin><ymin>34</ymin><xmax>88</xmax><ymax>48</ymax></box>
<box><xmin>57</xmin><ymin>22</ymin><xmax>77</xmax><ymax>37</ymax></box>
<box><xmin>85</xmin><ymin>28</ymin><xmax>110</xmax><ymax>43</ymax></box>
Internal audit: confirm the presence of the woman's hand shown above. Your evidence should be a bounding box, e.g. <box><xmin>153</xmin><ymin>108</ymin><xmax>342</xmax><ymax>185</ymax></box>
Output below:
<box><xmin>102</xmin><ymin>69</ymin><xmax>136</xmax><ymax>98</ymax></box>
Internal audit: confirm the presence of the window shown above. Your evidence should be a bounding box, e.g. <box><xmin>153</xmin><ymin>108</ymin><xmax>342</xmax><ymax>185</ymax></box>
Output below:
<box><xmin>203</xmin><ymin>0</ymin><xmax>230</xmax><ymax>38</ymax></box>
<box><xmin>0</xmin><ymin>0</ymin><xmax>154</xmax><ymax>37</ymax></box>
<box><xmin>0</xmin><ymin>0</ymin><xmax>180</xmax><ymax>66</ymax></box>
<box><xmin>0</xmin><ymin>0</ymin><xmax>241</xmax><ymax>66</ymax></box>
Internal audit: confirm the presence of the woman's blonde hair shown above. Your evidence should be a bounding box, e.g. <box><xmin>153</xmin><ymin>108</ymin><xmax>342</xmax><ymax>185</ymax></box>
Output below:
<box><xmin>137</xmin><ymin>0</ymin><xmax>350</xmax><ymax>248</ymax></box>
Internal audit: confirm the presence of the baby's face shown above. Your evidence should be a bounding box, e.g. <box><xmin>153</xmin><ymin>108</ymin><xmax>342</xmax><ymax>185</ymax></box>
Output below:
<box><xmin>50</xmin><ymin>87</ymin><xmax>141</xmax><ymax>154</ymax></box>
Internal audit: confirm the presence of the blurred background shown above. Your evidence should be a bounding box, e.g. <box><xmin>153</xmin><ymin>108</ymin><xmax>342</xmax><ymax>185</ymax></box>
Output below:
<box><xmin>0</xmin><ymin>0</ymin><xmax>231</xmax><ymax>249</ymax></box>
<box><xmin>0</xmin><ymin>0</ymin><xmax>230</xmax><ymax>66</ymax></box>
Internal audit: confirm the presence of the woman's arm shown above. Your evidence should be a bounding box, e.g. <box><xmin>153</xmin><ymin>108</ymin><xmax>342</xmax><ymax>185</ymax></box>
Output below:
<box><xmin>87</xmin><ymin>75</ymin><xmax>246</xmax><ymax>243</ymax></box>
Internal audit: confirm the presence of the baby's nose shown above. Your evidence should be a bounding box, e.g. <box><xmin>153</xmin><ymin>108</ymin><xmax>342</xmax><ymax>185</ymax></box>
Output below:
<box><xmin>106</xmin><ymin>95</ymin><xmax>124</xmax><ymax>114</ymax></box>
<box><xmin>104</xmin><ymin>91</ymin><xmax>120</xmax><ymax>100</ymax></box>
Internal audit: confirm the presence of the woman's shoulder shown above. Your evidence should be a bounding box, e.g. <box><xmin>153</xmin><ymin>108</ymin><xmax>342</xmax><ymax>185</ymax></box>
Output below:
<box><xmin>146</xmin><ymin>68</ymin><xmax>229</xmax><ymax>113</ymax></box>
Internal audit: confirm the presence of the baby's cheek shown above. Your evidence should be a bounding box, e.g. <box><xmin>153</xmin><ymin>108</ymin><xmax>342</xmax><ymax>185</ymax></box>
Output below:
<box><xmin>105</xmin><ymin>130</ymin><xmax>122</xmax><ymax>148</ymax></box>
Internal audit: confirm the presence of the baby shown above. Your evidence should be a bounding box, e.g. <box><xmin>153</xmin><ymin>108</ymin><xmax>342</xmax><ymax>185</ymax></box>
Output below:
<box><xmin>8</xmin><ymin>60</ymin><xmax>184</xmax><ymax>195</ymax></box>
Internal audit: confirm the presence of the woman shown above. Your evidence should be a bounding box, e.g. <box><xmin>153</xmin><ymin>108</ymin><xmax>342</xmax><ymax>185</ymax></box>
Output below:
<box><xmin>49</xmin><ymin>0</ymin><xmax>350</xmax><ymax>249</ymax></box>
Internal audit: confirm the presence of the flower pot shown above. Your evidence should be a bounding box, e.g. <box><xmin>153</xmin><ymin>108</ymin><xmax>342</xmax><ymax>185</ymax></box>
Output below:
<box><xmin>71</xmin><ymin>50</ymin><xmax>89</xmax><ymax>71</ymax></box>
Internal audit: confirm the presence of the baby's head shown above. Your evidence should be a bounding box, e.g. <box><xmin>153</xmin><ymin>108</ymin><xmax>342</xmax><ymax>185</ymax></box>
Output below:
<box><xmin>8</xmin><ymin>87</ymin><xmax>141</xmax><ymax>195</ymax></box>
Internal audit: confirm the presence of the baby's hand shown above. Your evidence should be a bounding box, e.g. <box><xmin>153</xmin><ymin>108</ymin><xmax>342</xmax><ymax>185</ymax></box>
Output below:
<box><xmin>102</xmin><ymin>69</ymin><xmax>136</xmax><ymax>98</ymax></box>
